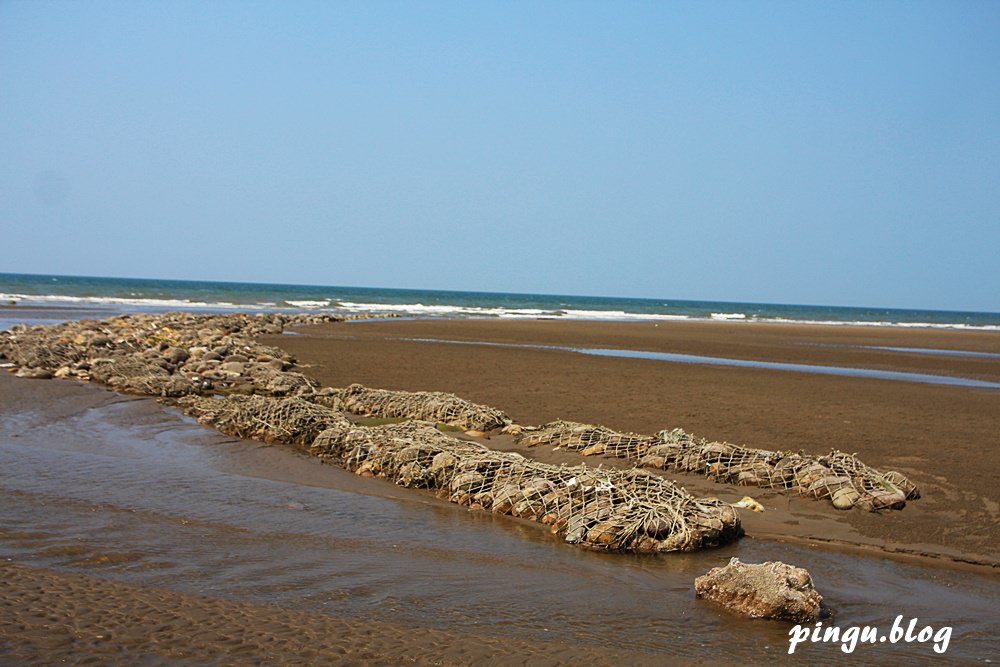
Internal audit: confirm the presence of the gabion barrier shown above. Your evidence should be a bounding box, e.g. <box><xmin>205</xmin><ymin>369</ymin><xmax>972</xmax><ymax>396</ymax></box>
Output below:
<box><xmin>514</xmin><ymin>421</ymin><xmax>919</xmax><ymax>511</ymax></box>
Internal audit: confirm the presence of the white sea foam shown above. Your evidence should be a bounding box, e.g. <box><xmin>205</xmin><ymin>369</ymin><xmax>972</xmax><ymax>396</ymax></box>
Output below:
<box><xmin>0</xmin><ymin>292</ymin><xmax>238</xmax><ymax>310</ymax></box>
<box><xmin>559</xmin><ymin>309</ymin><xmax>690</xmax><ymax>321</ymax></box>
<box><xmin>335</xmin><ymin>301</ymin><xmax>558</xmax><ymax>319</ymax></box>
<box><xmin>753</xmin><ymin>317</ymin><xmax>1000</xmax><ymax>331</ymax></box>
<box><xmin>4</xmin><ymin>291</ymin><xmax>998</xmax><ymax>330</ymax></box>
<box><xmin>334</xmin><ymin>302</ymin><xmax>691</xmax><ymax>321</ymax></box>
<box><xmin>283</xmin><ymin>300</ymin><xmax>332</xmax><ymax>309</ymax></box>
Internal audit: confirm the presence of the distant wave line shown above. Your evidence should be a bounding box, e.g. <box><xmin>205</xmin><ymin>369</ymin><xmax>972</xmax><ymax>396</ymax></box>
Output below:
<box><xmin>3</xmin><ymin>291</ymin><xmax>1000</xmax><ymax>330</ymax></box>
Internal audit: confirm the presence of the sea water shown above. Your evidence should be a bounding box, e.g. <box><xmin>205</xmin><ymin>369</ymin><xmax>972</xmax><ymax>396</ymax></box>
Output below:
<box><xmin>2</xmin><ymin>272</ymin><xmax>999</xmax><ymax>329</ymax></box>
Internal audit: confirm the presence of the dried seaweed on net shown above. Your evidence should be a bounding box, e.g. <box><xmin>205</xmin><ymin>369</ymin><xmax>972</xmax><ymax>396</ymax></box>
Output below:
<box><xmin>309</xmin><ymin>419</ymin><xmax>741</xmax><ymax>553</ymax></box>
<box><xmin>336</xmin><ymin>383</ymin><xmax>511</xmax><ymax>431</ymax></box>
<box><xmin>179</xmin><ymin>394</ymin><xmax>350</xmax><ymax>446</ymax></box>
<box><xmin>515</xmin><ymin>421</ymin><xmax>919</xmax><ymax>512</ymax></box>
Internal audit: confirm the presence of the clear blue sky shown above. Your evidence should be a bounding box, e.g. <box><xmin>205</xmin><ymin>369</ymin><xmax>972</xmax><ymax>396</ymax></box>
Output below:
<box><xmin>2</xmin><ymin>1</ymin><xmax>998</xmax><ymax>311</ymax></box>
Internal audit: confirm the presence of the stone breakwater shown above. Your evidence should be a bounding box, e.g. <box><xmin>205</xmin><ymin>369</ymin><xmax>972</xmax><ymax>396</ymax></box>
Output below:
<box><xmin>512</xmin><ymin>421</ymin><xmax>920</xmax><ymax>512</ymax></box>
<box><xmin>0</xmin><ymin>311</ymin><xmax>360</xmax><ymax>397</ymax></box>
<box><xmin>0</xmin><ymin>311</ymin><xmax>742</xmax><ymax>554</ymax></box>
<box><xmin>0</xmin><ymin>309</ymin><xmax>927</xmax><ymax>558</ymax></box>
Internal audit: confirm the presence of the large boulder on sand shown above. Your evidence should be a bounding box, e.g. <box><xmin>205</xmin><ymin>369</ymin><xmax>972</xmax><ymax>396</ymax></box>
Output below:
<box><xmin>695</xmin><ymin>557</ymin><xmax>824</xmax><ymax>623</ymax></box>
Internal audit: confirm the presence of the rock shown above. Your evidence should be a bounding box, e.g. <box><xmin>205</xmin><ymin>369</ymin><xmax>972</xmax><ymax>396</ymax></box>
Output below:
<box><xmin>585</xmin><ymin>521</ymin><xmax>622</xmax><ymax>546</ymax></box>
<box><xmin>429</xmin><ymin>451</ymin><xmax>458</xmax><ymax>471</ymax></box>
<box><xmin>500</xmin><ymin>424</ymin><xmax>524</xmax><ymax>436</ymax></box>
<box><xmin>831</xmin><ymin>486</ymin><xmax>860</xmax><ymax>510</ymax></box>
<box><xmin>397</xmin><ymin>444</ymin><xmax>437</xmax><ymax>464</ymax></box>
<box><xmin>638</xmin><ymin>454</ymin><xmax>667</xmax><ymax>469</ymax></box>
<box><xmin>15</xmin><ymin>367</ymin><xmax>52</xmax><ymax>379</ymax></box>
<box><xmin>695</xmin><ymin>557</ymin><xmax>824</xmax><ymax>623</ymax></box>
<box><xmin>857</xmin><ymin>489</ymin><xmax>906</xmax><ymax>511</ymax></box>
<box><xmin>161</xmin><ymin>347</ymin><xmax>189</xmax><ymax>365</ymax></box>
<box><xmin>90</xmin><ymin>336</ymin><xmax>113</xmax><ymax>348</ymax></box>
<box><xmin>450</xmin><ymin>471</ymin><xmax>485</xmax><ymax>494</ymax></box>
<box><xmin>883</xmin><ymin>471</ymin><xmax>921</xmax><ymax>500</ymax></box>
<box><xmin>219</xmin><ymin>361</ymin><xmax>246</xmax><ymax>374</ymax></box>
<box><xmin>490</xmin><ymin>483</ymin><xmax>521</xmax><ymax>515</ymax></box>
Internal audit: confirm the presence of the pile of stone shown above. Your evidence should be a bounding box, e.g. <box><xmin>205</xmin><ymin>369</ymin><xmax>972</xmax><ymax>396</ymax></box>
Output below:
<box><xmin>514</xmin><ymin>420</ymin><xmax>919</xmax><ymax>512</ymax></box>
<box><xmin>334</xmin><ymin>383</ymin><xmax>511</xmax><ymax>431</ymax></box>
<box><xmin>513</xmin><ymin>420</ymin><xmax>654</xmax><ymax>458</ymax></box>
<box><xmin>179</xmin><ymin>394</ymin><xmax>352</xmax><ymax>446</ymax></box>
<box><xmin>3</xmin><ymin>311</ymin><xmax>743</xmax><ymax>554</ymax></box>
<box><xmin>0</xmin><ymin>312</ymin><xmax>342</xmax><ymax>398</ymax></box>
<box><xmin>2</xmin><ymin>312</ymin><xmax>920</xmax><ymax>514</ymax></box>
<box><xmin>695</xmin><ymin>557</ymin><xmax>825</xmax><ymax>622</ymax></box>
<box><xmin>325</xmin><ymin>418</ymin><xmax>740</xmax><ymax>552</ymax></box>
<box><xmin>183</xmin><ymin>394</ymin><xmax>742</xmax><ymax>553</ymax></box>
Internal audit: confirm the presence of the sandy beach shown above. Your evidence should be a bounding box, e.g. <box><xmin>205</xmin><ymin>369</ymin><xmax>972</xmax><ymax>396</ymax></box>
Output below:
<box><xmin>2</xmin><ymin>560</ymin><xmax>656</xmax><ymax>667</ymax></box>
<box><xmin>3</xmin><ymin>314</ymin><xmax>999</xmax><ymax>665</ymax></box>
<box><xmin>267</xmin><ymin>318</ymin><xmax>1000</xmax><ymax>568</ymax></box>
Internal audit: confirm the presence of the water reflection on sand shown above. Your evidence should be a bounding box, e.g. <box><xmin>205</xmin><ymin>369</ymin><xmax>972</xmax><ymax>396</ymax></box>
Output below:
<box><xmin>1</xmin><ymin>376</ymin><xmax>997</xmax><ymax>664</ymax></box>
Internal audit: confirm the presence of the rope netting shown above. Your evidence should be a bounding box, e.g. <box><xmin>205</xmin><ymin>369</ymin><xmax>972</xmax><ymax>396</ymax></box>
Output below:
<box><xmin>1</xmin><ymin>309</ymin><xmax>919</xmax><ymax>544</ymax></box>
<box><xmin>305</xmin><ymin>414</ymin><xmax>741</xmax><ymax>552</ymax></box>
<box><xmin>83</xmin><ymin>355</ymin><xmax>202</xmax><ymax>398</ymax></box>
<box><xmin>336</xmin><ymin>383</ymin><xmax>511</xmax><ymax>431</ymax></box>
<box><xmin>512</xmin><ymin>420</ymin><xmax>656</xmax><ymax>458</ymax></box>
<box><xmin>179</xmin><ymin>394</ymin><xmax>351</xmax><ymax>446</ymax></box>
<box><xmin>514</xmin><ymin>421</ymin><xmax>919</xmax><ymax>511</ymax></box>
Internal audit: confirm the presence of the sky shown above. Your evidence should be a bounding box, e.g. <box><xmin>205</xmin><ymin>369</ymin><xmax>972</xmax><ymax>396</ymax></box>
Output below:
<box><xmin>1</xmin><ymin>1</ymin><xmax>998</xmax><ymax>311</ymax></box>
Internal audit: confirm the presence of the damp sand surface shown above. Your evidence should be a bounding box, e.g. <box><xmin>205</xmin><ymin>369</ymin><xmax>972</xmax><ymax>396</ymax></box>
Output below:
<box><xmin>3</xmin><ymin>317</ymin><xmax>1000</xmax><ymax>664</ymax></box>
<box><xmin>2</xmin><ymin>374</ymin><xmax>998</xmax><ymax>665</ymax></box>
<box><xmin>270</xmin><ymin>318</ymin><xmax>1000</xmax><ymax>569</ymax></box>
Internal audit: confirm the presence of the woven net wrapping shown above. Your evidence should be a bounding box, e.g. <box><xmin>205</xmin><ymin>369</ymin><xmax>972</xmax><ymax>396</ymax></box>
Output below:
<box><xmin>308</xmin><ymin>418</ymin><xmax>741</xmax><ymax>553</ymax></box>
<box><xmin>514</xmin><ymin>420</ymin><xmax>657</xmax><ymax>458</ymax></box>
<box><xmin>87</xmin><ymin>356</ymin><xmax>198</xmax><ymax>397</ymax></box>
<box><xmin>0</xmin><ymin>324</ymin><xmax>85</xmax><ymax>370</ymax></box>
<box><xmin>515</xmin><ymin>421</ymin><xmax>919</xmax><ymax>512</ymax></box>
<box><xmin>179</xmin><ymin>394</ymin><xmax>351</xmax><ymax>446</ymax></box>
<box><xmin>336</xmin><ymin>383</ymin><xmax>511</xmax><ymax>431</ymax></box>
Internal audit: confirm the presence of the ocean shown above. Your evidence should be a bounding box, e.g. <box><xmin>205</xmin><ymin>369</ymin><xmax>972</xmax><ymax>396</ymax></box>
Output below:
<box><xmin>2</xmin><ymin>272</ymin><xmax>999</xmax><ymax>330</ymax></box>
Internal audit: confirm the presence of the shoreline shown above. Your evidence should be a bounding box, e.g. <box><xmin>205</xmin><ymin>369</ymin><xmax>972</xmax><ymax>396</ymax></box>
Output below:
<box><xmin>4</xmin><ymin>299</ymin><xmax>1000</xmax><ymax>331</ymax></box>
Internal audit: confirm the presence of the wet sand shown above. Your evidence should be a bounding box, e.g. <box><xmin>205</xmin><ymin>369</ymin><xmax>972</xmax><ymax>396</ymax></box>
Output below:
<box><xmin>4</xmin><ymin>315</ymin><xmax>1000</xmax><ymax>665</ymax></box>
<box><xmin>268</xmin><ymin>318</ymin><xmax>1000</xmax><ymax>568</ymax></box>
<box><xmin>1</xmin><ymin>372</ymin><xmax>697</xmax><ymax>666</ymax></box>
<box><xmin>0</xmin><ymin>561</ymin><xmax>504</xmax><ymax>666</ymax></box>
<box><xmin>2</xmin><ymin>561</ymin><xmax>658</xmax><ymax>667</ymax></box>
